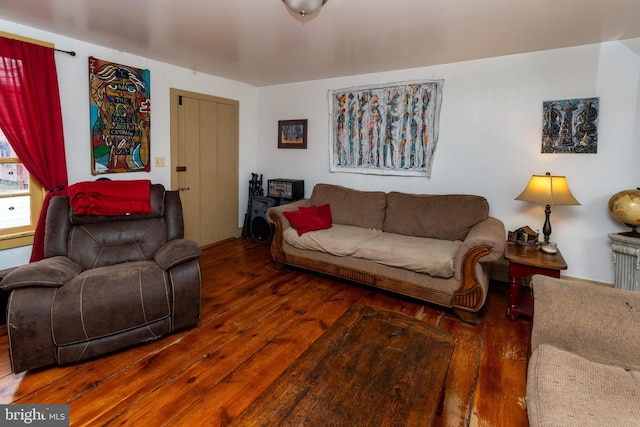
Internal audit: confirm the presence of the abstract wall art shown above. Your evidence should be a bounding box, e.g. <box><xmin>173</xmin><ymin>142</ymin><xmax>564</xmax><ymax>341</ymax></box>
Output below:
<box><xmin>89</xmin><ymin>57</ymin><xmax>151</xmax><ymax>174</ymax></box>
<box><xmin>542</xmin><ymin>97</ymin><xmax>599</xmax><ymax>154</ymax></box>
<box><xmin>278</xmin><ymin>119</ymin><xmax>307</xmax><ymax>149</ymax></box>
<box><xmin>329</xmin><ymin>80</ymin><xmax>443</xmax><ymax>177</ymax></box>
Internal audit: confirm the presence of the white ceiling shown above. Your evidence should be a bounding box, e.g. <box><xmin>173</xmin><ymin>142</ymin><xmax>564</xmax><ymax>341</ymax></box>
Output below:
<box><xmin>1</xmin><ymin>0</ymin><xmax>640</xmax><ymax>87</ymax></box>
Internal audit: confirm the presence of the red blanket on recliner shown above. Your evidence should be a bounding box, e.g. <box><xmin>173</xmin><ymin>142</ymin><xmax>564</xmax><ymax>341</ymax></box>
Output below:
<box><xmin>67</xmin><ymin>180</ymin><xmax>152</xmax><ymax>216</ymax></box>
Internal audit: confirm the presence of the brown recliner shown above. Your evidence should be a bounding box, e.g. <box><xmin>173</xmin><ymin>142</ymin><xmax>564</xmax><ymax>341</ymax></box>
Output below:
<box><xmin>0</xmin><ymin>184</ymin><xmax>201</xmax><ymax>373</ymax></box>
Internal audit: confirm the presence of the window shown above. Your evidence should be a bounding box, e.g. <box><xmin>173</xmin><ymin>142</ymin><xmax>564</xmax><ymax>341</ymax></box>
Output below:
<box><xmin>0</xmin><ymin>127</ymin><xmax>43</xmax><ymax>249</ymax></box>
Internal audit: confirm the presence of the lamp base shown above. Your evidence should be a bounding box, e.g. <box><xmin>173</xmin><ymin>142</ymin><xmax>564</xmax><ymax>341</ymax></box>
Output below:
<box><xmin>542</xmin><ymin>204</ymin><xmax>552</xmax><ymax>244</ymax></box>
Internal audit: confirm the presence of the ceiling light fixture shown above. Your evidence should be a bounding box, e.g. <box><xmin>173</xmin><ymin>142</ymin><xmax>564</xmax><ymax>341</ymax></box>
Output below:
<box><xmin>282</xmin><ymin>0</ymin><xmax>327</xmax><ymax>16</ymax></box>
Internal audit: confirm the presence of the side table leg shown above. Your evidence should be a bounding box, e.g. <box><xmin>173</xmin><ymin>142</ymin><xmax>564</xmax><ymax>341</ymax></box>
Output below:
<box><xmin>507</xmin><ymin>276</ymin><xmax>520</xmax><ymax>320</ymax></box>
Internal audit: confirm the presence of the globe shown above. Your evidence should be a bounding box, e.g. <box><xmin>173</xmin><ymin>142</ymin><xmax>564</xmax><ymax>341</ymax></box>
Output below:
<box><xmin>608</xmin><ymin>189</ymin><xmax>640</xmax><ymax>236</ymax></box>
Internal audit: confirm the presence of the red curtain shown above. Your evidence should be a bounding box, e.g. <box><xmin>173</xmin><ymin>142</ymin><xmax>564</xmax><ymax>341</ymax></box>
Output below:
<box><xmin>0</xmin><ymin>37</ymin><xmax>68</xmax><ymax>262</ymax></box>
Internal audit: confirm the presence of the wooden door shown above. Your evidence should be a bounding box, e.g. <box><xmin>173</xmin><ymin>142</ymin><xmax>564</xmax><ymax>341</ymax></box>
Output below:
<box><xmin>170</xmin><ymin>89</ymin><xmax>239</xmax><ymax>247</ymax></box>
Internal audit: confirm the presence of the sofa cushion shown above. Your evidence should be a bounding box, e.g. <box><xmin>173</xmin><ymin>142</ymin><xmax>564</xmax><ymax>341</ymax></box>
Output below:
<box><xmin>51</xmin><ymin>260</ymin><xmax>170</xmax><ymax>346</ymax></box>
<box><xmin>384</xmin><ymin>192</ymin><xmax>489</xmax><ymax>241</ymax></box>
<box><xmin>310</xmin><ymin>184</ymin><xmax>387</xmax><ymax>230</ymax></box>
<box><xmin>283</xmin><ymin>204</ymin><xmax>333</xmax><ymax>236</ymax></box>
<box><xmin>284</xmin><ymin>224</ymin><xmax>382</xmax><ymax>256</ymax></box>
<box><xmin>354</xmin><ymin>232</ymin><xmax>461</xmax><ymax>278</ymax></box>
<box><xmin>527</xmin><ymin>344</ymin><xmax>640</xmax><ymax>426</ymax></box>
<box><xmin>284</xmin><ymin>225</ymin><xmax>460</xmax><ymax>277</ymax></box>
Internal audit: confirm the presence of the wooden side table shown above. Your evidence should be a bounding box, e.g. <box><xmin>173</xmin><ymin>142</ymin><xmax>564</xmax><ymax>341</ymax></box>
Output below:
<box><xmin>504</xmin><ymin>243</ymin><xmax>567</xmax><ymax>320</ymax></box>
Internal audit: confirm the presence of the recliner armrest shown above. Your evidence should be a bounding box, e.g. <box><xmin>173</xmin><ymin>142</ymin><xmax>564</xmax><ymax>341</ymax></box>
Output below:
<box><xmin>154</xmin><ymin>239</ymin><xmax>202</xmax><ymax>270</ymax></box>
<box><xmin>0</xmin><ymin>256</ymin><xmax>82</xmax><ymax>291</ymax></box>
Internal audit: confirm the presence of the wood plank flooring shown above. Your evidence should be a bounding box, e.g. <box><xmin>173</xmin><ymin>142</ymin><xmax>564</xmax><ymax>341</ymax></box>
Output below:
<box><xmin>0</xmin><ymin>238</ymin><xmax>532</xmax><ymax>426</ymax></box>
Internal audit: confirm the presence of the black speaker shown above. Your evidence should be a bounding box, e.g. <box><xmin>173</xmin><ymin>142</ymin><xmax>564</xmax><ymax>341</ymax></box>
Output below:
<box><xmin>249</xmin><ymin>197</ymin><xmax>276</xmax><ymax>245</ymax></box>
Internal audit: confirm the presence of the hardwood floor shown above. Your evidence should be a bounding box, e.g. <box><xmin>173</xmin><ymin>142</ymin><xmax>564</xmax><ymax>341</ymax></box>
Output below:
<box><xmin>0</xmin><ymin>238</ymin><xmax>532</xmax><ymax>426</ymax></box>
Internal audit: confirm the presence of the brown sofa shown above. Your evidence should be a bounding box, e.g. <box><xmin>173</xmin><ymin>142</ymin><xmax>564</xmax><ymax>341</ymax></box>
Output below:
<box><xmin>0</xmin><ymin>184</ymin><xmax>202</xmax><ymax>373</ymax></box>
<box><xmin>267</xmin><ymin>184</ymin><xmax>505</xmax><ymax>323</ymax></box>
<box><xmin>527</xmin><ymin>275</ymin><xmax>640</xmax><ymax>425</ymax></box>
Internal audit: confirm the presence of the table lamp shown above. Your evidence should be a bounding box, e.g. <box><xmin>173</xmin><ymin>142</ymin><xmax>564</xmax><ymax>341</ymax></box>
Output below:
<box><xmin>515</xmin><ymin>172</ymin><xmax>580</xmax><ymax>248</ymax></box>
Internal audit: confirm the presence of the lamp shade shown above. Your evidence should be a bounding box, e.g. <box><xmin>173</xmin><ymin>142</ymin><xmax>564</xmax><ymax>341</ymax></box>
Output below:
<box><xmin>282</xmin><ymin>0</ymin><xmax>327</xmax><ymax>16</ymax></box>
<box><xmin>515</xmin><ymin>172</ymin><xmax>580</xmax><ymax>206</ymax></box>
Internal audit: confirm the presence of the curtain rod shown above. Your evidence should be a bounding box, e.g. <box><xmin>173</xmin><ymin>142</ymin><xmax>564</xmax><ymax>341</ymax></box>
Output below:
<box><xmin>54</xmin><ymin>48</ymin><xmax>76</xmax><ymax>56</ymax></box>
<box><xmin>0</xmin><ymin>32</ymin><xmax>76</xmax><ymax>56</ymax></box>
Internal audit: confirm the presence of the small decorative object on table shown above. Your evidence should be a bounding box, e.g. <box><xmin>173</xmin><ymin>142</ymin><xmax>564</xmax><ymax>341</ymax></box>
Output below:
<box><xmin>540</xmin><ymin>242</ymin><xmax>558</xmax><ymax>254</ymax></box>
<box><xmin>507</xmin><ymin>226</ymin><xmax>539</xmax><ymax>245</ymax></box>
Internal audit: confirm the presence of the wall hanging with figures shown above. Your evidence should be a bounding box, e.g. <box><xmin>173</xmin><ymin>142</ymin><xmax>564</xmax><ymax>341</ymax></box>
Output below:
<box><xmin>329</xmin><ymin>80</ymin><xmax>443</xmax><ymax>177</ymax></box>
<box><xmin>89</xmin><ymin>57</ymin><xmax>151</xmax><ymax>174</ymax></box>
<box><xmin>542</xmin><ymin>97</ymin><xmax>598</xmax><ymax>154</ymax></box>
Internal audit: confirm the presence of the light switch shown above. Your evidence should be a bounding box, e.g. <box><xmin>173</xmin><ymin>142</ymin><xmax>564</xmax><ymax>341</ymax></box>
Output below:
<box><xmin>154</xmin><ymin>156</ymin><xmax>165</xmax><ymax>167</ymax></box>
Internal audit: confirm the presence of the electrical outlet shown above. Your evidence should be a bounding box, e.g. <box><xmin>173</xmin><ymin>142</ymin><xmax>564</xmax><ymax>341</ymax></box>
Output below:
<box><xmin>154</xmin><ymin>156</ymin><xmax>165</xmax><ymax>167</ymax></box>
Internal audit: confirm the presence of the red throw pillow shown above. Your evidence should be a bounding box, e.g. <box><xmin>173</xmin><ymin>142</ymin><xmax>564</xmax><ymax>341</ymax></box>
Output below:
<box><xmin>283</xmin><ymin>204</ymin><xmax>332</xmax><ymax>236</ymax></box>
<box><xmin>316</xmin><ymin>203</ymin><xmax>332</xmax><ymax>228</ymax></box>
<box><xmin>298</xmin><ymin>203</ymin><xmax>332</xmax><ymax>228</ymax></box>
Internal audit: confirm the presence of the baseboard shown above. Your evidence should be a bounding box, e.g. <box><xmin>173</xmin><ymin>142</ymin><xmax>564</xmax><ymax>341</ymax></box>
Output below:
<box><xmin>558</xmin><ymin>275</ymin><xmax>613</xmax><ymax>288</ymax></box>
<box><xmin>488</xmin><ymin>260</ymin><xmax>613</xmax><ymax>288</ymax></box>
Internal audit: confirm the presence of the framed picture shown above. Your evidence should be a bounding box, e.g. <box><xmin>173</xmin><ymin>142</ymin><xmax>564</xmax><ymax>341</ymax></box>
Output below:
<box><xmin>542</xmin><ymin>97</ymin><xmax>599</xmax><ymax>154</ymax></box>
<box><xmin>278</xmin><ymin>119</ymin><xmax>307</xmax><ymax>149</ymax></box>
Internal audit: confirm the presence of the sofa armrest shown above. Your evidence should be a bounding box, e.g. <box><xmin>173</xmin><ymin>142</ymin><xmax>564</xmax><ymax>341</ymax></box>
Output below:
<box><xmin>531</xmin><ymin>275</ymin><xmax>640</xmax><ymax>371</ymax></box>
<box><xmin>453</xmin><ymin>217</ymin><xmax>505</xmax><ymax>278</ymax></box>
<box><xmin>267</xmin><ymin>199</ymin><xmax>312</xmax><ymax>265</ymax></box>
<box><xmin>267</xmin><ymin>199</ymin><xmax>312</xmax><ymax>229</ymax></box>
<box><xmin>448</xmin><ymin>217</ymin><xmax>505</xmax><ymax>321</ymax></box>
<box><xmin>154</xmin><ymin>239</ymin><xmax>202</xmax><ymax>270</ymax></box>
<box><xmin>0</xmin><ymin>256</ymin><xmax>82</xmax><ymax>291</ymax></box>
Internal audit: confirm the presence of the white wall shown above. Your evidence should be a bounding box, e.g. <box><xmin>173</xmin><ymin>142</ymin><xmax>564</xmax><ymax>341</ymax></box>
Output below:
<box><xmin>1</xmin><ymin>16</ymin><xmax>638</xmax><ymax>284</ymax></box>
<box><xmin>257</xmin><ymin>39</ymin><xmax>640</xmax><ymax>284</ymax></box>
<box><xmin>0</xmin><ymin>19</ymin><xmax>260</xmax><ymax>270</ymax></box>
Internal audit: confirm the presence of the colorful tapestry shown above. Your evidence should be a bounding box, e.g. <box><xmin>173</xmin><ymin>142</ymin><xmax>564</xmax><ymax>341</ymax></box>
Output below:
<box><xmin>329</xmin><ymin>80</ymin><xmax>443</xmax><ymax>177</ymax></box>
<box><xmin>89</xmin><ymin>57</ymin><xmax>151</xmax><ymax>174</ymax></box>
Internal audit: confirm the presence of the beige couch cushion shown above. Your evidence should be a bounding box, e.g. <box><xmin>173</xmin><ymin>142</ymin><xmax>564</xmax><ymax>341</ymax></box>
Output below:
<box><xmin>354</xmin><ymin>232</ymin><xmax>460</xmax><ymax>278</ymax></box>
<box><xmin>384</xmin><ymin>192</ymin><xmax>489</xmax><ymax>241</ymax></box>
<box><xmin>310</xmin><ymin>184</ymin><xmax>387</xmax><ymax>230</ymax></box>
<box><xmin>284</xmin><ymin>225</ymin><xmax>460</xmax><ymax>278</ymax></box>
<box><xmin>527</xmin><ymin>344</ymin><xmax>640</xmax><ymax>427</ymax></box>
<box><xmin>284</xmin><ymin>224</ymin><xmax>382</xmax><ymax>256</ymax></box>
